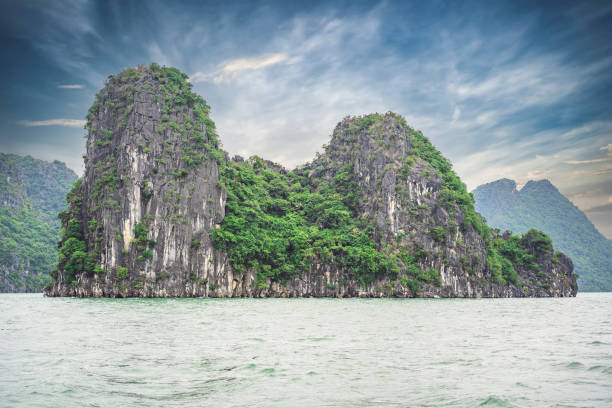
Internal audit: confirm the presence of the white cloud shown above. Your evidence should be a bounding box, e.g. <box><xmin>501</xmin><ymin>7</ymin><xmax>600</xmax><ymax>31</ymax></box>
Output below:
<box><xmin>447</xmin><ymin>53</ymin><xmax>599</xmax><ymax>110</ymax></box>
<box><xmin>190</xmin><ymin>53</ymin><xmax>292</xmax><ymax>84</ymax></box>
<box><xmin>593</xmin><ymin>166</ymin><xmax>612</xmax><ymax>175</ymax></box>
<box><xmin>565</xmin><ymin>141</ymin><xmax>612</xmax><ymax>165</ymax></box>
<box><xmin>188</xmin><ymin>10</ymin><xmax>387</xmax><ymax>168</ymax></box>
<box><xmin>19</xmin><ymin>119</ymin><xmax>86</xmax><ymax>128</ymax></box>
<box><xmin>475</xmin><ymin>111</ymin><xmax>497</xmax><ymax>127</ymax></box>
<box><xmin>58</xmin><ymin>84</ymin><xmax>83</xmax><ymax>89</ymax></box>
<box><xmin>451</xmin><ymin>106</ymin><xmax>461</xmax><ymax>122</ymax></box>
<box><xmin>454</xmin><ymin>128</ymin><xmax>606</xmax><ymax>191</ymax></box>
<box><xmin>147</xmin><ymin>41</ymin><xmax>170</xmax><ymax>67</ymax></box>
<box><xmin>566</xmin><ymin>158</ymin><xmax>609</xmax><ymax>165</ymax></box>
<box><xmin>527</xmin><ymin>169</ymin><xmax>552</xmax><ymax>179</ymax></box>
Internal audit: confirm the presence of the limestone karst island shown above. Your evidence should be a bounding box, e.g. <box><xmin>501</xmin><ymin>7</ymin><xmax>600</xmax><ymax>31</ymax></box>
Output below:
<box><xmin>43</xmin><ymin>64</ymin><xmax>577</xmax><ymax>298</ymax></box>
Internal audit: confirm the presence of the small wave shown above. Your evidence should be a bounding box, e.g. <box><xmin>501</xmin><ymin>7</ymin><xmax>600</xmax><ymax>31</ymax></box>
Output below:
<box><xmin>296</xmin><ymin>336</ymin><xmax>333</xmax><ymax>342</ymax></box>
<box><xmin>479</xmin><ymin>395</ymin><xmax>516</xmax><ymax>407</ymax></box>
<box><xmin>435</xmin><ymin>359</ymin><xmax>479</xmax><ymax>366</ymax></box>
<box><xmin>566</xmin><ymin>361</ymin><xmax>584</xmax><ymax>369</ymax></box>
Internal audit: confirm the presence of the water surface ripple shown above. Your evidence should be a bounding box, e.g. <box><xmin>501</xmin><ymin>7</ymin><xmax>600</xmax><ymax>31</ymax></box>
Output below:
<box><xmin>1</xmin><ymin>293</ymin><xmax>611</xmax><ymax>407</ymax></box>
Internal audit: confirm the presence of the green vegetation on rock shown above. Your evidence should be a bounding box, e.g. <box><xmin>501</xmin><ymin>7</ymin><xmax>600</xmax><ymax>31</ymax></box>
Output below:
<box><xmin>211</xmin><ymin>157</ymin><xmax>395</xmax><ymax>288</ymax></box>
<box><xmin>0</xmin><ymin>153</ymin><xmax>77</xmax><ymax>292</ymax></box>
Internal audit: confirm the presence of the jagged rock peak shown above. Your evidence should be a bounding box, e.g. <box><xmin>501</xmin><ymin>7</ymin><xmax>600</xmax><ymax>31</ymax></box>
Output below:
<box><xmin>521</xmin><ymin>179</ymin><xmax>558</xmax><ymax>193</ymax></box>
<box><xmin>311</xmin><ymin>112</ymin><xmax>445</xmax><ymax>184</ymax></box>
<box><xmin>320</xmin><ymin>112</ymin><xmax>413</xmax><ymax>159</ymax></box>
<box><xmin>476</xmin><ymin>178</ymin><xmax>556</xmax><ymax>195</ymax></box>
<box><xmin>46</xmin><ymin>63</ymin><xmax>230</xmax><ymax>297</ymax></box>
<box><xmin>481</xmin><ymin>178</ymin><xmax>518</xmax><ymax>192</ymax></box>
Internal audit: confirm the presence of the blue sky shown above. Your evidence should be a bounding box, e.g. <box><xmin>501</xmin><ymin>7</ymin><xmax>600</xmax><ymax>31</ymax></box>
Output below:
<box><xmin>1</xmin><ymin>0</ymin><xmax>611</xmax><ymax>237</ymax></box>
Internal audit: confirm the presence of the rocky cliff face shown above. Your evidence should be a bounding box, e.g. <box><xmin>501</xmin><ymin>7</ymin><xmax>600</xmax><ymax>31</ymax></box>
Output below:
<box><xmin>45</xmin><ymin>65</ymin><xmax>577</xmax><ymax>298</ymax></box>
<box><xmin>45</xmin><ymin>65</ymin><xmax>230</xmax><ymax>297</ymax></box>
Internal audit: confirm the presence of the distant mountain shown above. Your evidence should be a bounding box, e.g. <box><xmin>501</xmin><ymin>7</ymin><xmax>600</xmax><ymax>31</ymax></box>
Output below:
<box><xmin>473</xmin><ymin>178</ymin><xmax>612</xmax><ymax>291</ymax></box>
<box><xmin>0</xmin><ymin>153</ymin><xmax>78</xmax><ymax>292</ymax></box>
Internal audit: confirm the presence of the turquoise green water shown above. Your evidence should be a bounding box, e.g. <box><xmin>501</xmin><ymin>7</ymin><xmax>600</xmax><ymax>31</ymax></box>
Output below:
<box><xmin>1</xmin><ymin>293</ymin><xmax>611</xmax><ymax>407</ymax></box>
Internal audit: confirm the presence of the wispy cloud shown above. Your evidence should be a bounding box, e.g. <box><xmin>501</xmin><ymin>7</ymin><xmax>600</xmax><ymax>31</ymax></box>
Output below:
<box><xmin>451</xmin><ymin>106</ymin><xmax>461</xmax><ymax>122</ymax></box>
<box><xmin>19</xmin><ymin>119</ymin><xmax>85</xmax><ymax>128</ymax></box>
<box><xmin>567</xmin><ymin>158</ymin><xmax>609</xmax><ymax>165</ymax></box>
<box><xmin>147</xmin><ymin>41</ymin><xmax>170</xmax><ymax>67</ymax></box>
<box><xmin>191</xmin><ymin>53</ymin><xmax>293</xmax><ymax>83</ymax></box>
<box><xmin>566</xmin><ymin>142</ymin><xmax>612</xmax><ymax>165</ymax></box>
<box><xmin>587</xmin><ymin>203</ymin><xmax>612</xmax><ymax>212</ymax></box>
<box><xmin>58</xmin><ymin>84</ymin><xmax>83</xmax><ymax>89</ymax></box>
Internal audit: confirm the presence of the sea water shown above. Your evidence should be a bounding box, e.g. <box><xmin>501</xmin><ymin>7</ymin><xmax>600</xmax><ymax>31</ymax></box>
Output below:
<box><xmin>1</xmin><ymin>293</ymin><xmax>611</xmax><ymax>407</ymax></box>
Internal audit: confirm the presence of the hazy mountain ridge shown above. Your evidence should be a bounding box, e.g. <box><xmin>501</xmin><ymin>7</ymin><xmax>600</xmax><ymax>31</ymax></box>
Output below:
<box><xmin>0</xmin><ymin>153</ymin><xmax>77</xmax><ymax>292</ymax></box>
<box><xmin>473</xmin><ymin>178</ymin><xmax>612</xmax><ymax>291</ymax></box>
